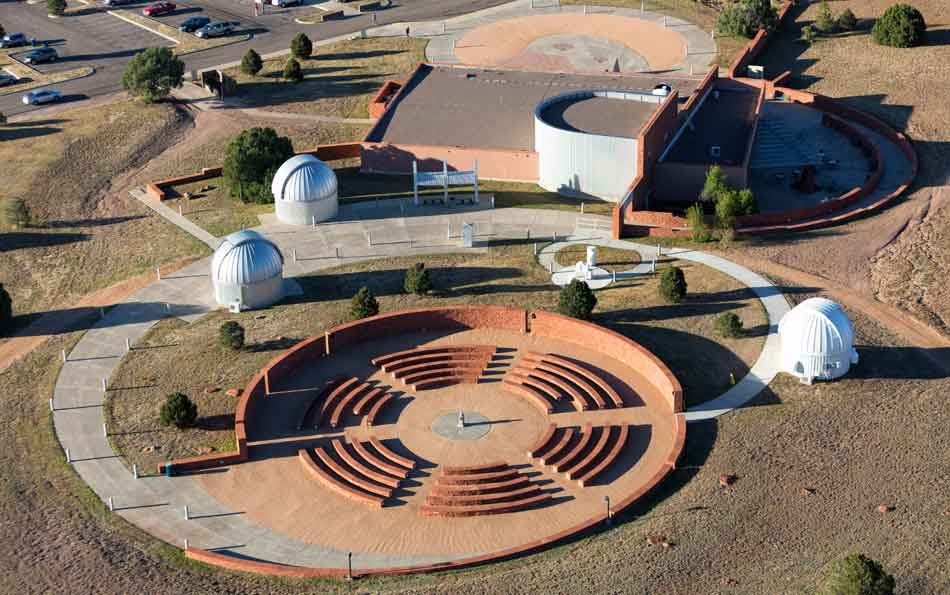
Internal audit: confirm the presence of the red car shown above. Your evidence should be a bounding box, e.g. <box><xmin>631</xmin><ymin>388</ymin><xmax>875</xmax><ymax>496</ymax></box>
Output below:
<box><xmin>142</xmin><ymin>2</ymin><xmax>176</xmax><ymax>16</ymax></box>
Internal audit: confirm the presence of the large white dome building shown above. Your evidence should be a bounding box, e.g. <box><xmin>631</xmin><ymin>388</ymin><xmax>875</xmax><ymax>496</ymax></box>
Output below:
<box><xmin>211</xmin><ymin>230</ymin><xmax>285</xmax><ymax>310</ymax></box>
<box><xmin>778</xmin><ymin>297</ymin><xmax>858</xmax><ymax>383</ymax></box>
<box><xmin>271</xmin><ymin>154</ymin><xmax>338</xmax><ymax>225</ymax></box>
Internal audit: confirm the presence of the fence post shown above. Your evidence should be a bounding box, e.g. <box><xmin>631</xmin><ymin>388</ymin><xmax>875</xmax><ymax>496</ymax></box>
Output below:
<box><xmin>368</xmin><ymin>231</ymin><xmax>372</xmax><ymax>247</ymax></box>
<box><xmin>156</xmin><ymin>267</ymin><xmax>161</xmax><ymax>281</ymax></box>
<box><xmin>49</xmin><ymin>398</ymin><xmax>54</xmax><ymax>412</ymax></box>
<box><xmin>184</xmin><ymin>505</ymin><xmax>190</xmax><ymax>520</ymax></box>
<box><xmin>102</xmin><ymin>423</ymin><xmax>108</xmax><ymax>437</ymax></box>
<box><xmin>533</xmin><ymin>243</ymin><xmax>538</xmax><ymax>256</ymax></box>
<box><xmin>336</xmin><ymin>246</ymin><xmax>341</xmax><ymax>259</ymax></box>
<box><xmin>312</xmin><ymin>215</ymin><xmax>316</xmax><ymax>227</ymax></box>
<box><xmin>65</xmin><ymin>448</ymin><xmax>71</xmax><ymax>463</ymax></box>
<box><xmin>109</xmin><ymin>496</ymin><xmax>114</xmax><ymax>512</ymax></box>
<box><xmin>293</xmin><ymin>248</ymin><xmax>297</xmax><ymax>263</ymax></box>
<box><xmin>133</xmin><ymin>464</ymin><xmax>138</xmax><ymax>479</ymax></box>
<box><xmin>101</xmin><ymin>378</ymin><xmax>107</xmax><ymax>391</ymax></box>
<box><xmin>61</xmin><ymin>349</ymin><xmax>67</xmax><ymax>363</ymax></box>
<box><xmin>126</xmin><ymin>337</ymin><xmax>131</xmax><ymax>351</ymax></box>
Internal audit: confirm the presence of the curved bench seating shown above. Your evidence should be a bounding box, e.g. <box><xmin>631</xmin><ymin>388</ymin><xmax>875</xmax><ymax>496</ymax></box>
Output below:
<box><xmin>297</xmin><ymin>377</ymin><xmax>346</xmax><ymax>430</ymax></box>
<box><xmin>372</xmin><ymin>345</ymin><xmax>496</xmax><ymax>368</ymax></box>
<box><xmin>525</xmin><ymin>352</ymin><xmax>624</xmax><ymax>408</ymax></box>
<box><xmin>393</xmin><ymin>358</ymin><xmax>490</xmax><ymax>380</ymax></box>
<box><xmin>313</xmin><ymin>446</ymin><xmax>393</xmax><ymax>498</ymax></box>
<box><xmin>554</xmin><ymin>423</ymin><xmax>594</xmax><ymax>474</ymax></box>
<box><xmin>409</xmin><ymin>371</ymin><xmax>482</xmax><ymax>391</ymax></box>
<box><xmin>567</xmin><ymin>425</ymin><xmax>614</xmax><ymax>481</ymax></box>
<box><xmin>512</xmin><ymin>367</ymin><xmax>589</xmax><ymax>408</ymax></box>
<box><xmin>328</xmin><ymin>381</ymin><xmax>373</xmax><ymax>429</ymax></box>
<box><xmin>437</xmin><ymin>468</ymin><xmax>519</xmax><ymax>485</ymax></box>
<box><xmin>352</xmin><ymin>386</ymin><xmax>386</xmax><ymax>416</ymax></box>
<box><xmin>575</xmin><ymin>425</ymin><xmax>629</xmax><ymax>487</ymax></box>
<box><xmin>384</xmin><ymin>351</ymin><xmax>491</xmax><ymax>373</ymax></box>
<box><xmin>516</xmin><ymin>362</ymin><xmax>604</xmax><ymax>409</ymax></box>
<box><xmin>528</xmin><ymin>423</ymin><xmax>558</xmax><ymax>458</ymax></box>
<box><xmin>429</xmin><ymin>476</ymin><xmax>530</xmax><ymax>497</ymax></box>
<box><xmin>501</xmin><ymin>379</ymin><xmax>556</xmax><ymax>414</ymax></box>
<box><xmin>419</xmin><ymin>493</ymin><xmax>552</xmax><ymax>517</ymax></box>
<box><xmin>425</xmin><ymin>485</ymin><xmax>541</xmax><ymax>506</ymax></box>
<box><xmin>441</xmin><ymin>462</ymin><xmax>508</xmax><ymax>475</ymax></box>
<box><xmin>363</xmin><ymin>393</ymin><xmax>395</xmax><ymax>427</ymax></box>
<box><xmin>402</xmin><ymin>365</ymin><xmax>483</xmax><ymax>386</ymax></box>
<box><xmin>331</xmin><ymin>439</ymin><xmax>401</xmax><ymax>489</ymax></box>
<box><xmin>317</xmin><ymin>377</ymin><xmax>362</xmax><ymax>427</ymax></box>
<box><xmin>351</xmin><ymin>439</ymin><xmax>409</xmax><ymax>479</ymax></box>
<box><xmin>368</xmin><ymin>437</ymin><xmax>416</xmax><ymax>471</ymax></box>
<box><xmin>540</xmin><ymin>427</ymin><xmax>576</xmax><ymax>466</ymax></box>
<box><xmin>298</xmin><ymin>449</ymin><xmax>384</xmax><ymax>508</ymax></box>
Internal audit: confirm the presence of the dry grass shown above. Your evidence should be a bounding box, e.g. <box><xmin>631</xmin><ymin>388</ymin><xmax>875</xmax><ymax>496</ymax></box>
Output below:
<box><xmin>224</xmin><ymin>37</ymin><xmax>428</xmax><ymax>118</ymax></box>
<box><xmin>0</xmin><ymin>47</ymin><xmax>93</xmax><ymax>98</ymax></box>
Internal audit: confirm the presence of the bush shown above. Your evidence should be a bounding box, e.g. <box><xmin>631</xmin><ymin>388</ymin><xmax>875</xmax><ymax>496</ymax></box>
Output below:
<box><xmin>121</xmin><ymin>47</ymin><xmax>184</xmax><ymax>103</ymax></box>
<box><xmin>222</xmin><ymin>127</ymin><xmax>294</xmax><ymax>203</ymax></box>
<box><xmin>282</xmin><ymin>57</ymin><xmax>303</xmax><ymax>83</ymax></box>
<box><xmin>159</xmin><ymin>392</ymin><xmax>198</xmax><ymax>429</ymax></box>
<box><xmin>218</xmin><ymin>321</ymin><xmax>245</xmax><ymax>351</ymax></box>
<box><xmin>801</xmin><ymin>24</ymin><xmax>817</xmax><ymax>43</ymax></box>
<box><xmin>558</xmin><ymin>279</ymin><xmax>597</xmax><ymax>320</ymax></box>
<box><xmin>47</xmin><ymin>0</ymin><xmax>66</xmax><ymax>16</ymax></box>
<box><xmin>837</xmin><ymin>8</ymin><xmax>857</xmax><ymax>32</ymax></box>
<box><xmin>716</xmin><ymin>0</ymin><xmax>777</xmax><ymax>38</ymax></box>
<box><xmin>350</xmin><ymin>286</ymin><xmax>379</xmax><ymax>320</ymax></box>
<box><xmin>686</xmin><ymin>203</ymin><xmax>711</xmax><ymax>242</ymax></box>
<box><xmin>737</xmin><ymin>188</ymin><xmax>758</xmax><ymax>215</ymax></box>
<box><xmin>290</xmin><ymin>33</ymin><xmax>312</xmax><ymax>59</ymax></box>
<box><xmin>3</xmin><ymin>197</ymin><xmax>30</xmax><ymax>228</ymax></box>
<box><xmin>715</xmin><ymin>312</ymin><xmax>744</xmax><ymax>338</ymax></box>
<box><xmin>815</xmin><ymin>0</ymin><xmax>837</xmax><ymax>33</ymax></box>
<box><xmin>240</xmin><ymin>48</ymin><xmax>263</xmax><ymax>76</ymax></box>
<box><xmin>0</xmin><ymin>283</ymin><xmax>12</xmax><ymax>333</ymax></box>
<box><xmin>714</xmin><ymin>187</ymin><xmax>757</xmax><ymax>230</ymax></box>
<box><xmin>700</xmin><ymin>165</ymin><xmax>729</xmax><ymax>202</ymax></box>
<box><xmin>872</xmin><ymin>4</ymin><xmax>926</xmax><ymax>48</ymax></box>
<box><xmin>658</xmin><ymin>266</ymin><xmax>687</xmax><ymax>304</ymax></box>
<box><xmin>820</xmin><ymin>553</ymin><xmax>895</xmax><ymax>595</ymax></box>
<box><xmin>404</xmin><ymin>263</ymin><xmax>432</xmax><ymax>295</ymax></box>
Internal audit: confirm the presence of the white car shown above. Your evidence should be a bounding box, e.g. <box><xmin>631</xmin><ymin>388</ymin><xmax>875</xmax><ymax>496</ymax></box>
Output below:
<box><xmin>22</xmin><ymin>89</ymin><xmax>62</xmax><ymax>105</ymax></box>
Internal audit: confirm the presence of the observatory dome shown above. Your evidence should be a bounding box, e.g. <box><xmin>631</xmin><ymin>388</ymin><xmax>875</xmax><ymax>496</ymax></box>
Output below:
<box><xmin>778</xmin><ymin>297</ymin><xmax>858</xmax><ymax>383</ymax></box>
<box><xmin>210</xmin><ymin>230</ymin><xmax>284</xmax><ymax>310</ymax></box>
<box><xmin>271</xmin><ymin>154</ymin><xmax>339</xmax><ymax>225</ymax></box>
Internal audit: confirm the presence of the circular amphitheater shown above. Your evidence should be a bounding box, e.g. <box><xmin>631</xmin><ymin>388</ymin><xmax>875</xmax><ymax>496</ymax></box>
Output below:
<box><xmin>183</xmin><ymin>306</ymin><xmax>685</xmax><ymax>575</ymax></box>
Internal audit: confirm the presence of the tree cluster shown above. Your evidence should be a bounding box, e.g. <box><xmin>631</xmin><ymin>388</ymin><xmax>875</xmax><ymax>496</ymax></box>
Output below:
<box><xmin>700</xmin><ymin>165</ymin><xmax>757</xmax><ymax>230</ymax></box>
<box><xmin>222</xmin><ymin>127</ymin><xmax>295</xmax><ymax>204</ymax></box>
<box><xmin>716</xmin><ymin>0</ymin><xmax>778</xmax><ymax>39</ymax></box>
<box><xmin>121</xmin><ymin>47</ymin><xmax>185</xmax><ymax>103</ymax></box>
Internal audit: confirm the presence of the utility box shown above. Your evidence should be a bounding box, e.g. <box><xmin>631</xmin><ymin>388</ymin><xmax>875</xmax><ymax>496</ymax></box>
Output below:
<box><xmin>461</xmin><ymin>223</ymin><xmax>474</xmax><ymax>248</ymax></box>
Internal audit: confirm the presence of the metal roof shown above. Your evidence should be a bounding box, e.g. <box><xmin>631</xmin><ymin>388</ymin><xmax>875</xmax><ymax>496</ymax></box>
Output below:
<box><xmin>211</xmin><ymin>230</ymin><xmax>284</xmax><ymax>285</ymax></box>
<box><xmin>778</xmin><ymin>297</ymin><xmax>854</xmax><ymax>356</ymax></box>
<box><xmin>270</xmin><ymin>154</ymin><xmax>338</xmax><ymax>203</ymax></box>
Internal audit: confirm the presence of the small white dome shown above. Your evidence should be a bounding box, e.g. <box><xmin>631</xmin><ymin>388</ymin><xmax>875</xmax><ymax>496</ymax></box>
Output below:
<box><xmin>778</xmin><ymin>297</ymin><xmax>857</xmax><ymax>382</ymax></box>
<box><xmin>211</xmin><ymin>230</ymin><xmax>284</xmax><ymax>285</ymax></box>
<box><xmin>271</xmin><ymin>154</ymin><xmax>337</xmax><ymax>203</ymax></box>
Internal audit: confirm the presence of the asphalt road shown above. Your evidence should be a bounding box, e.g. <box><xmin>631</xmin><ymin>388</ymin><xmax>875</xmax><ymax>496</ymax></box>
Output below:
<box><xmin>0</xmin><ymin>0</ymin><xmax>511</xmax><ymax>117</ymax></box>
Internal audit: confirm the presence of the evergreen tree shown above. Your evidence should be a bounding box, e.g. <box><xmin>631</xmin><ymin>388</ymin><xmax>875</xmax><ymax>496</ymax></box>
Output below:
<box><xmin>240</xmin><ymin>48</ymin><xmax>263</xmax><ymax>76</ymax></box>
<box><xmin>350</xmin><ymin>286</ymin><xmax>380</xmax><ymax>320</ymax></box>
<box><xmin>558</xmin><ymin>279</ymin><xmax>597</xmax><ymax>320</ymax></box>
<box><xmin>658</xmin><ymin>266</ymin><xmax>687</xmax><ymax>304</ymax></box>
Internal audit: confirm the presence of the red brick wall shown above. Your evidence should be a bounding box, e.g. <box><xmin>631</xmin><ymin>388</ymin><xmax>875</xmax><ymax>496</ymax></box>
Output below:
<box><xmin>360</xmin><ymin>142</ymin><xmax>540</xmax><ymax>182</ymax></box>
<box><xmin>368</xmin><ymin>80</ymin><xmax>403</xmax><ymax>120</ymax></box>
<box><xmin>728</xmin><ymin>1</ymin><xmax>797</xmax><ymax>78</ymax></box>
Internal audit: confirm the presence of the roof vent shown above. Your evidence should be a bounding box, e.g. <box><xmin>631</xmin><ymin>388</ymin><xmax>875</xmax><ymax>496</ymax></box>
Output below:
<box><xmin>710</xmin><ymin>145</ymin><xmax>721</xmax><ymax>158</ymax></box>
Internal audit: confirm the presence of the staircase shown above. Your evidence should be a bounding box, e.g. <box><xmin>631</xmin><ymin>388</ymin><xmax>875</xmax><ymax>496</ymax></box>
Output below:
<box><xmin>750</xmin><ymin>117</ymin><xmax>820</xmax><ymax>169</ymax></box>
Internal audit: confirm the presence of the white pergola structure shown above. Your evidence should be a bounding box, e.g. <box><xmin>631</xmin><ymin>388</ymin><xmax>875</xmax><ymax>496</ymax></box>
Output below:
<box><xmin>412</xmin><ymin>159</ymin><xmax>479</xmax><ymax>206</ymax></box>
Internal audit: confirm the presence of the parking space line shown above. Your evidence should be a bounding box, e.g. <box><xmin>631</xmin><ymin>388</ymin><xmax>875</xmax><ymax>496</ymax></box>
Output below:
<box><xmin>107</xmin><ymin>10</ymin><xmax>181</xmax><ymax>44</ymax></box>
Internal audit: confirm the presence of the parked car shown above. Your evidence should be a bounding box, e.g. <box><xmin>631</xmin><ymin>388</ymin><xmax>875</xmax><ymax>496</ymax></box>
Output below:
<box><xmin>271</xmin><ymin>0</ymin><xmax>300</xmax><ymax>6</ymax></box>
<box><xmin>0</xmin><ymin>33</ymin><xmax>30</xmax><ymax>49</ymax></box>
<box><xmin>195</xmin><ymin>21</ymin><xmax>235</xmax><ymax>38</ymax></box>
<box><xmin>22</xmin><ymin>89</ymin><xmax>61</xmax><ymax>105</ymax></box>
<box><xmin>0</xmin><ymin>74</ymin><xmax>18</xmax><ymax>87</ymax></box>
<box><xmin>178</xmin><ymin>16</ymin><xmax>211</xmax><ymax>33</ymax></box>
<box><xmin>102</xmin><ymin>0</ymin><xmax>133</xmax><ymax>6</ymax></box>
<box><xmin>22</xmin><ymin>47</ymin><xmax>58</xmax><ymax>65</ymax></box>
<box><xmin>142</xmin><ymin>1</ymin><xmax>176</xmax><ymax>16</ymax></box>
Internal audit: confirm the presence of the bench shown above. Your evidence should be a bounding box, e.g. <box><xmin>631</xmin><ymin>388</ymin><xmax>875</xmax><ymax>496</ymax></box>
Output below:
<box><xmin>372</xmin><ymin>345</ymin><xmax>495</xmax><ymax>368</ymax></box>
<box><xmin>363</xmin><ymin>393</ymin><xmax>395</xmax><ymax>427</ymax></box>
<box><xmin>517</xmin><ymin>361</ymin><xmax>604</xmax><ymax>409</ymax></box>
<box><xmin>554</xmin><ymin>423</ymin><xmax>593</xmax><ymax>474</ymax></box>
<box><xmin>525</xmin><ymin>352</ymin><xmax>623</xmax><ymax>407</ymax></box>
<box><xmin>351</xmin><ymin>439</ymin><xmax>409</xmax><ymax>479</ymax></box>
<box><xmin>425</xmin><ymin>485</ymin><xmax>540</xmax><ymax>506</ymax></box>
<box><xmin>428</xmin><ymin>476</ymin><xmax>530</xmax><ymax>496</ymax></box>
<box><xmin>383</xmin><ymin>352</ymin><xmax>490</xmax><ymax>373</ymax></box>
<box><xmin>409</xmin><ymin>371</ymin><xmax>481</xmax><ymax>391</ymax></box>
<box><xmin>331</xmin><ymin>439</ymin><xmax>401</xmax><ymax>489</ymax></box>
<box><xmin>441</xmin><ymin>462</ymin><xmax>508</xmax><ymax>475</ymax></box>
<box><xmin>419</xmin><ymin>493</ymin><xmax>551</xmax><ymax>517</ymax></box>
<box><xmin>313</xmin><ymin>446</ymin><xmax>393</xmax><ymax>498</ymax></box>
<box><xmin>567</xmin><ymin>426</ymin><xmax>613</xmax><ymax>481</ymax></box>
<box><xmin>369</xmin><ymin>437</ymin><xmax>416</xmax><ymax>470</ymax></box>
<box><xmin>328</xmin><ymin>381</ymin><xmax>373</xmax><ymax>429</ymax></box>
<box><xmin>298</xmin><ymin>449</ymin><xmax>384</xmax><ymax>507</ymax></box>
<box><xmin>512</xmin><ymin>367</ymin><xmax>591</xmax><ymax>409</ymax></box>
<box><xmin>436</xmin><ymin>468</ymin><xmax>518</xmax><ymax>485</ymax></box>
<box><xmin>501</xmin><ymin>380</ymin><xmax>555</xmax><ymax>414</ymax></box>
<box><xmin>504</xmin><ymin>374</ymin><xmax>567</xmax><ymax>406</ymax></box>
<box><xmin>352</xmin><ymin>386</ymin><xmax>386</xmax><ymax>416</ymax></box>
<box><xmin>576</xmin><ymin>425</ymin><xmax>629</xmax><ymax>487</ymax></box>
<box><xmin>318</xmin><ymin>377</ymin><xmax>361</xmax><ymax>427</ymax></box>
<box><xmin>297</xmin><ymin>377</ymin><xmax>345</xmax><ymax>430</ymax></box>
<box><xmin>401</xmin><ymin>364</ymin><xmax>484</xmax><ymax>387</ymax></box>
<box><xmin>393</xmin><ymin>358</ymin><xmax>490</xmax><ymax>380</ymax></box>
<box><xmin>540</xmin><ymin>427</ymin><xmax>576</xmax><ymax>466</ymax></box>
<box><xmin>527</xmin><ymin>423</ymin><xmax>558</xmax><ymax>458</ymax></box>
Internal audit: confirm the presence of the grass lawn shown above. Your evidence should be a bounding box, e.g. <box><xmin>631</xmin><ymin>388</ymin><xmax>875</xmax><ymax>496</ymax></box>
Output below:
<box><xmin>106</xmin><ymin>243</ymin><xmax>765</xmax><ymax>473</ymax></box>
<box><xmin>554</xmin><ymin>244</ymin><xmax>641</xmax><ymax>269</ymax></box>
<box><xmin>224</xmin><ymin>37</ymin><xmax>428</xmax><ymax>118</ymax></box>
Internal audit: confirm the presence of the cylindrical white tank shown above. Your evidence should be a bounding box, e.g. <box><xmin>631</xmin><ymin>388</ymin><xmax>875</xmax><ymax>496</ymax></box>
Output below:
<box><xmin>210</xmin><ymin>230</ymin><xmax>285</xmax><ymax>310</ymax></box>
<box><xmin>271</xmin><ymin>154</ymin><xmax>339</xmax><ymax>225</ymax></box>
<box><xmin>778</xmin><ymin>297</ymin><xmax>858</xmax><ymax>383</ymax></box>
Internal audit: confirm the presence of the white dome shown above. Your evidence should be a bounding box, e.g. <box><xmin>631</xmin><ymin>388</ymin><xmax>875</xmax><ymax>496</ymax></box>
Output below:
<box><xmin>778</xmin><ymin>297</ymin><xmax>857</xmax><ymax>382</ymax></box>
<box><xmin>211</xmin><ymin>230</ymin><xmax>284</xmax><ymax>285</ymax></box>
<box><xmin>271</xmin><ymin>154</ymin><xmax>337</xmax><ymax>203</ymax></box>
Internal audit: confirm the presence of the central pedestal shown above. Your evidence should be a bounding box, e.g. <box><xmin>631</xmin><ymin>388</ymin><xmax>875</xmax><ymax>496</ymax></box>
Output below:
<box><xmin>430</xmin><ymin>410</ymin><xmax>490</xmax><ymax>441</ymax></box>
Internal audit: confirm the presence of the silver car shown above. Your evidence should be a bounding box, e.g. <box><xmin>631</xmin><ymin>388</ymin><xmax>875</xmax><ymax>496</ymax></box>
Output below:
<box><xmin>22</xmin><ymin>89</ymin><xmax>62</xmax><ymax>105</ymax></box>
<box><xmin>195</xmin><ymin>21</ymin><xmax>235</xmax><ymax>38</ymax></box>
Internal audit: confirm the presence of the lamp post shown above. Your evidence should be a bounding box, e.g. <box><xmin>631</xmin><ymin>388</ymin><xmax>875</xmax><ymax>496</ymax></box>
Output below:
<box><xmin>604</xmin><ymin>495</ymin><xmax>612</xmax><ymax>525</ymax></box>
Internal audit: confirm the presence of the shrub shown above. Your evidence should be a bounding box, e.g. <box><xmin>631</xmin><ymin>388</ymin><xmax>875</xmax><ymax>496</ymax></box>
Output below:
<box><xmin>658</xmin><ymin>266</ymin><xmax>687</xmax><ymax>304</ymax></box>
<box><xmin>350</xmin><ymin>286</ymin><xmax>379</xmax><ymax>320</ymax></box>
<box><xmin>700</xmin><ymin>165</ymin><xmax>729</xmax><ymax>202</ymax></box>
<box><xmin>820</xmin><ymin>553</ymin><xmax>895</xmax><ymax>595</ymax></box>
<box><xmin>222</xmin><ymin>127</ymin><xmax>294</xmax><ymax>203</ymax></box>
<box><xmin>404</xmin><ymin>263</ymin><xmax>432</xmax><ymax>295</ymax></box>
<box><xmin>801</xmin><ymin>24</ymin><xmax>817</xmax><ymax>43</ymax></box>
<box><xmin>686</xmin><ymin>203</ymin><xmax>711</xmax><ymax>242</ymax></box>
<box><xmin>716</xmin><ymin>0</ymin><xmax>777</xmax><ymax>38</ymax></box>
<box><xmin>837</xmin><ymin>8</ymin><xmax>857</xmax><ymax>32</ymax></box>
<box><xmin>558</xmin><ymin>279</ymin><xmax>597</xmax><ymax>320</ymax></box>
<box><xmin>737</xmin><ymin>188</ymin><xmax>758</xmax><ymax>215</ymax></box>
<box><xmin>815</xmin><ymin>0</ymin><xmax>837</xmax><ymax>33</ymax></box>
<box><xmin>3</xmin><ymin>197</ymin><xmax>30</xmax><ymax>228</ymax></box>
<box><xmin>240</xmin><ymin>48</ymin><xmax>263</xmax><ymax>76</ymax></box>
<box><xmin>47</xmin><ymin>0</ymin><xmax>66</xmax><ymax>16</ymax></box>
<box><xmin>872</xmin><ymin>4</ymin><xmax>926</xmax><ymax>48</ymax></box>
<box><xmin>218</xmin><ymin>321</ymin><xmax>245</xmax><ymax>351</ymax></box>
<box><xmin>282</xmin><ymin>57</ymin><xmax>303</xmax><ymax>83</ymax></box>
<box><xmin>290</xmin><ymin>33</ymin><xmax>312</xmax><ymax>59</ymax></box>
<box><xmin>0</xmin><ymin>283</ymin><xmax>12</xmax><ymax>333</ymax></box>
<box><xmin>121</xmin><ymin>47</ymin><xmax>184</xmax><ymax>103</ymax></box>
<box><xmin>715</xmin><ymin>312</ymin><xmax>744</xmax><ymax>338</ymax></box>
<box><xmin>715</xmin><ymin>187</ymin><xmax>757</xmax><ymax>229</ymax></box>
<box><xmin>159</xmin><ymin>392</ymin><xmax>198</xmax><ymax>429</ymax></box>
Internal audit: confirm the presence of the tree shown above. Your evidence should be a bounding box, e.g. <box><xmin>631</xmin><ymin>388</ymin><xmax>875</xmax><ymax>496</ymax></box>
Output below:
<box><xmin>716</xmin><ymin>0</ymin><xmax>777</xmax><ymax>38</ymax></box>
<box><xmin>558</xmin><ymin>279</ymin><xmax>597</xmax><ymax>320</ymax></box>
<box><xmin>290</xmin><ymin>33</ymin><xmax>312</xmax><ymax>59</ymax></box>
<box><xmin>240</xmin><ymin>48</ymin><xmax>263</xmax><ymax>76</ymax></box>
<box><xmin>658</xmin><ymin>266</ymin><xmax>687</xmax><ymax>304</ymax></box>
<box><xmin>820</xmin><ymin>553</ymin><xmax>895</xmax><ymax>595</ymax></box>
<box><xmin>47</xmin><ymin>0</ymin><xmax>66</xmax><ymax>17</ymax></box>
<box><xmin>3</xmin><ymin>197</ymin><xmax>30</xmax><ymax>228</ymax></box>
<box><xmin>121</xmin><ymin>47</ymin><xmax>185</xmax><ymax>103</ymax></box>
<box><xmin>872</xmin><ymin>4</ymin><xmax>926</xmax><ymax>48</ymax></box>
<box><xmin>404</xmin><ymin>262</ymin><xmax>432</xmax><ymax>295</ymax></box>
<box><xmin>159</xmin><ymin>392</ymin><xmax>198</xmax><ymax>429</ymax></box>
<box><xmin>685</xmin><ymin>203</ymin><xmax>711</xmax><ymax>242</ymax></box>
<box><xmin>816</xmin><ymin>0</ymin><xmax>837</xmax><ymax>34</ymax></box>
<box><xmin>801</xmin><ymin>25</ymin><xmax>817</xmax><ymax>43</ymax></box>
<box><xmin>0</xmin><ymin>283</ymin><xmax>12</xmax><ymax>333</ymax></box>
<box><xmin>715</xmin><ymin>312</ymin><xmax>744</xmax><ymax>338</ymax></box>
<box><xmin>837</xmin><ymin>8</ymin><xmax>858</xmax><ymax>32</ymax></box>
<box><xmin>700</xmin><ymin>165</ymin><xmax>729</xmax><ymax>202</ymax></box>
<box><xmin>218</xmin><ymin>321</ymin><xmax>245</xmax><ymax>351</ymax></box>
<box><xmin>350</xmin><ymin>286</ymin><xmax>379</xmax><ymax>320</ymax></box>
<box><xmin>222</xmin><ymin>127</ymin><xmax>294</xmax><ymax>203</ymax></box>
<box><xmin>282</xmin><ymin>57</ymin><xmax>303</xmax><ymax>83</ymax></box>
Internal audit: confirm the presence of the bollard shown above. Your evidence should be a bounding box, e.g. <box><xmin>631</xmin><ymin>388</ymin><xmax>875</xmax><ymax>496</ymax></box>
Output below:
<box><xmin>109</xmin><ymin>496</ymin><xmax>114</xmax><ymax>512</ymax></box>
<box><xmin>49</xmin><ymin>398</ymin><xmax>54</xmax><ymax>412</ymax></box>
<box><xmin>347</xmin><ymin>551</ymin><xmax>353</xmax><ymax>581</ymax></box>
<box><xmin>553</xmin><ymin>231</ymin><xmax>557</xmax><ymax>242</ymax></box>
<box><xmin>293</xmin><ymin>248</ymin><xmax>297</xmax><ymax>263</ymax></box>
<box><xmin>100</xmin><ymin>307</ymin><xmax>105</xmax><ymax>318</ymax></box>
<box><xmin>101</xmin><ymin>378</ymin><xmax>107</xmax><ymax>391</ymax></box>
<box><xmin>368</xmin><ymin>232</ymin><xmax>372</xmax><ymax>247</ymax></box>
<box><xmin>491</xmin><ymin>196</ymin><xmax>495</xmax><ymax>209</ymax></box>
<box><xmin>125</xmin><ymin>337</ymin><xmax>131</xmax><ymax>351</ymax></box>
<box><xmin>408</xmin><ymin>238</ymin><xmax>413</xmax><ymax>249</ymax></box>
<box><xmin>336</xmin><ymin>246</ymin><xmax>341</xmax><ymax>259</ymax></box>
<box><xmin>178</xmin><ymin>204</ymin><xmax>183</xmax><ymax>217</ymax></box>
<box><xmin>447</xmin><ymin>222</ymin><xmax>451</xmax><ymax>239</ymax></box>
<box><xmin>657</xmin><ymin>244</ymin><xmax>661</xmax><ymax>257</ymax></box>
<box><xmin>165</xmin><ymin>302</ymin><xmax>171</xmax><ymax>312</ymax></box>
<box><xmin>156</xmin><ymin>267</ymin><xmax>161</xmax><ymax>281</ymax></box>
<box><xmin>65</xmin><ymin>448</ymin><xmax>71</xmax><ymax>463</ymax></box>
<box><xmin>132</xmin><ymin>464</ymin><xmax>138</xmax><ymax>479</ymax></box>
<box><xmin>102</xmin><ymin>423</ymin><xmax>107</xmax><ymax>437</ymax></box>
<box><xmin>651</xmin><ymin>257</ymin><xmax>656</xmax><ymax>273</ymax></box>
<box><xmin>312</xmin><ymin>215</ymin><xmax>316</xmax><ymax>227</ymax></box>
<box><xmin>184</xmin><ymin>538</ymin><xmax>189</xmax><ymax>550</ymax></box>
<box><xmin>581</xmin><ymin>202</ymin><xmax>585</xmax><ymax>214</ymax></box>
<box><xmin>184</xmin><ymin>505</ymin><xmax>189</xmax><ymax>520</ymax></box>
<box><xmin>62</xmin><ymin>349</ymin><xmax>67</xmax><ymax>363</ymax></box>
<box><xmin>612</xmin><ymin>270</ymin><xmax>616</xmax><ymax>282</ymax></box>
<box><xmin>533</xmin><ymin>243</ymin><xmax>538</xmax><ymax>256</ymax></box>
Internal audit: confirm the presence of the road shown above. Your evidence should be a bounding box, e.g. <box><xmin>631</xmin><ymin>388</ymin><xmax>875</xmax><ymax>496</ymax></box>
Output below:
<box><xmin>0</xmin><ymin>0</ymin><xmax>511</xmax><ymax>117</ymax></box>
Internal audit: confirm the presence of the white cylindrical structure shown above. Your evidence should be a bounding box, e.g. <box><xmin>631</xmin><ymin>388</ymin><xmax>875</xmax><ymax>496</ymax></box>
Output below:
<box><xmin>271</xmin><ymin>154</ymin><xmax>339</xmax><ymax>225</ymax></box>
<box><xmin>210</xmin><ymin>230</ymin><xmax>285</xmax><ymax>311</ymax></box>
<box><xmin>778</xmin><ymin>297</ymin><xmax>858</xmax><ymax>383</ymax></box>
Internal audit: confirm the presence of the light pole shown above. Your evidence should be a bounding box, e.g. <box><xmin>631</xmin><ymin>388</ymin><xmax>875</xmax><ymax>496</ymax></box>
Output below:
<box><xmin>604</xmin><ymin>495</ymin><xmax>612</xmax><ymax>525</ymax></box>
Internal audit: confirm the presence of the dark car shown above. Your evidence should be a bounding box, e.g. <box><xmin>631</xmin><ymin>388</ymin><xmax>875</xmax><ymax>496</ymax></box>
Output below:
<box><xmin>178</xmin><ymin>16</ymin><xmax>211</xmax><ymax>33</ymax></box>
<box><xmin>0</xmin><ymin>33</ymin><xmax>30</xmax><ymax>49</ymax></box>
<box><xmin>0</xmin><ymin>73</ymin><xmax>18</xmax><ymax>87</ymax></box>
<box><xmin>23</xmin><ymin>47</ymin><xmax>58</xmax><ymax>65</ymax></box>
